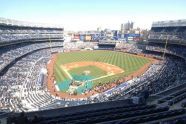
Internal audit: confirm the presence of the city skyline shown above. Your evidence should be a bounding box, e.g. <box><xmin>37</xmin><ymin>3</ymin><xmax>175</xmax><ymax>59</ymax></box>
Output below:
<box><xmin>0</xmin><ymin>0</ymin><xmax>186</xmax><ymax>31</ymax></box>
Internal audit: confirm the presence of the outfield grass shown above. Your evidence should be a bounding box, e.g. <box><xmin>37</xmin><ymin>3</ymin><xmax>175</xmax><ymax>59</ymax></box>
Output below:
<box><xmin>69</xmin><ymin>65</ymin><xmax>107</xmax><ymax>78</ymax></box>
<box><xmin>54</xmin><ymin>50</ymin><xmax>151</xmax><ymax>86</ymax></box>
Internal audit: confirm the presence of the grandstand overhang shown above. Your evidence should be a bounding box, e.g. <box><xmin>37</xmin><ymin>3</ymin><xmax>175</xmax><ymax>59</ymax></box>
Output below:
<box><xmin>152</xmin><ymin>19</ymin><xmax>186</xmax><ymax>27</ymax></box>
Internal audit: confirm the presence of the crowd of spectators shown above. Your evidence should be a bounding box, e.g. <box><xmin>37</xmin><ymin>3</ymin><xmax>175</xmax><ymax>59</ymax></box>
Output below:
<box><xmin>0</xmin><ymin>29</ymin><xmax>63</xmax><ymax>43</ymax></box>
<box><xmin>63</xmin><ymin>41</ymin><xmax>97</xmax><ymax>50</ymax></box>
<box><xmin>0</xmin><ymin>18</ymin><xmax>64</xmax><ymax>43</ymax></box>
<box><xmin>1</xmin><ymin>40</ymin><xmax>186</xmax><ymax>112</ymax></box>
<box><xmin>115</xmin><ymin>42</ymin><xmax>143</xmax><ymax>53</ymax></box>
<box><xmin>146</xmin><ymin>43</ymin><xmax>186</xmax><ymax>59</ymax></box>
<box><xmin>0</xmin><ymin>42</ymin><xmax>64</xmax><ymax>112</ymax></box>
<box><xmin>148</xmin><ymin>33</ymin><xmax>185</xmax><ymax>41</ymax></box>
<box><xmin>128</xmin><ymin>57</ymin><xmax>186</xmax><ymax>96</ymax></box>
<box><xmin>93</xmin><ymin>42</ymin><xmax>186</xmax><ymax>101</ymax></box>
<box><xmin>0</xmin><ymin>42</ymin><xmax>63</xmax><ymax>72</ymax></box>
<box><xmin>0</xmin><ymin>41</ymin><xmax>102</xmax><ymax>112</ymax></box>
<box><xmin>148</xmin><ymin>23</ymin><xmax>186</xmax><ymax>45</ymax></box>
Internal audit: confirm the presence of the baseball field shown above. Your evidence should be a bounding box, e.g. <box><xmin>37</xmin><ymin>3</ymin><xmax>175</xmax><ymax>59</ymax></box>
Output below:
<box><xmin>52</xmin><ymin>50</ymin><xmax>152</xmax><ymax>95</ymax></box>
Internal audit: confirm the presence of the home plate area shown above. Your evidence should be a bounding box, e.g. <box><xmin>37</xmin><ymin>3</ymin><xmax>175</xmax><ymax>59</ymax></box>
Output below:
<box><xmin>58</xmin><ymin>61</ymin><xmax>124</xmax><ymax>95</ymax></box>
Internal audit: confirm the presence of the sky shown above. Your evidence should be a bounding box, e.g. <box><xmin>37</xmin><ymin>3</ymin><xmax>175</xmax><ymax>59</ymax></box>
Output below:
<box><xmin>0</xmin><ymin>0</ymin><xmax>186</xmax><ymax>31</ymax></box>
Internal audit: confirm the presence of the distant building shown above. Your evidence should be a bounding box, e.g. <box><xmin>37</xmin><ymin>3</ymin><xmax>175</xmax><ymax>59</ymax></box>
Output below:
<box><xmin>124</xmin><ymin>21</ymin><xmax>134</xmax><ymax>31</ymax></box>
<box><xmin>97</xmin><ymin>27</ymin><xmax>101</xmax><ymax>32</ymax></box>
<box><xmin>121</xmin><ymin>24</ymin><xmax>125</xmax><ymax>34</ymax></box>
<box><xmin>121</xmin><ymin>21</ymin><xmax>134</xmax><ymax>33</ymax></box>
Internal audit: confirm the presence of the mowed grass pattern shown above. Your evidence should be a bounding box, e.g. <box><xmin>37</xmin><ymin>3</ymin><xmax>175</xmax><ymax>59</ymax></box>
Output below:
<box><xmin>69</xmin><ymin>65</ymin><xmax>107</xmax><ymax>78</ymax></box>
<box><xmin>54</xmin><ymin>50</ymin><xmax>150</xmax><ymax>86</ymax></box>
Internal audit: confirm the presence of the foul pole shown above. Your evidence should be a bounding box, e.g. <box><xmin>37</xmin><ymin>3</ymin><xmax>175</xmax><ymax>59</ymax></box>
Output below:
<box><xmin>162</xmin><ymin>33</ymin><xmax>168</xmax><ymax>59</ymax></box>
<box><xmin>48</xmin><ymin>35</ymin><xmax>52</xmax><ymax>54</ymax></box>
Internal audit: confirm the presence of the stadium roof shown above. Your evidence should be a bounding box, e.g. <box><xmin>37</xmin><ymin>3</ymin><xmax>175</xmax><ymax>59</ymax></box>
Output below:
<box><xmin>0</xmin><ymin>17</ymin><xmax>64</xmax><ymax>29</ymax></box>
<box><xmin>152</xmin><ymin>19</ymin><xmax>186</xmax><ymax>27</ymax></box>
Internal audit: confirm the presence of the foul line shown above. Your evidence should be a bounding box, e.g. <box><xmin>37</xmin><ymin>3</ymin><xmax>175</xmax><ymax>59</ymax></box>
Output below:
<box><xmin>88</xmin><ymin>73</ymin><xmax>114</xmax><ymax>82</ymax></box>
<box><xmin>60</xmin><ymin>62</ymin><xmax>124</xmax><ymax>83</ymax></box>
<box><xmin>84</xmin><ymin>72</ymin><xmax>123</xmax><ymax>83</ymax></box>
<box><xmin>61</xmin><ymin>65</ymin><xmax>73</xmax><ymax>80</ymax></box>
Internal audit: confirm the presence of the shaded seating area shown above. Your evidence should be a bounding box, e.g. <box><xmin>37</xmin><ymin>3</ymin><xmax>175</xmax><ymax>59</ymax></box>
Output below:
<box><xmin>5</xmin><ymin>99</ymin><xmax>186</xmax><ymax>124</ymax></box>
